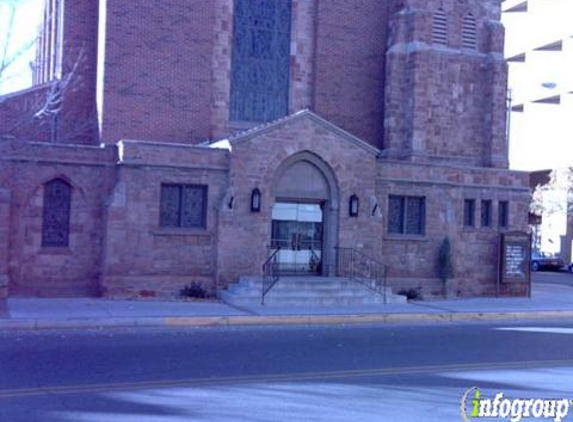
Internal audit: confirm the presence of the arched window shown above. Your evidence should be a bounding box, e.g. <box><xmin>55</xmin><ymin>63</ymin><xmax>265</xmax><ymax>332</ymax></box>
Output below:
<box><xmin>462</xmin><ymin>13</ymin><xmax>477</xmax><ymax>49</ymax></box>
<box><xmin>432</xmin><ymin>8</ymin><xmax>448</xmax><ymax>45</ymax></box>
<box><xmin>42</xmin><ymin>178</ymin><xmax>71</xmax><ymax>247</ymax></box>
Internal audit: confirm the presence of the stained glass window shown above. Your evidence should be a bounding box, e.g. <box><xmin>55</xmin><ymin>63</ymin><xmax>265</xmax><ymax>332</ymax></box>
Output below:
<box><xmin>388</xmin><ymin>196</ymin><xmax>405</xmax><ymax>234</ymax></box>
<box><xmin>405</xmin><ymin>197</ymin><xmax>425</xmax><ymax>235</ymax></box>
<box><xmin>160</xmin><ymin>184</ymin><xmax>207</xmax><ymax>229</ymax></box>
<box><xmin>388</xmin><ymin>196</ymin><xmax>425</xmax><ymax>236</ymax></box>
<box><xmin>42</xmin><ymin>178</ymin><xmax>71</xmax><ymax>247</ymax></box>
<box><xmin>230</xmin><ymin>0</ymin><xmax>292</xmax><ymax>122</ymax></box>
<box><xmin>464</xmin><ymin>199</ymin><xmax>475</xmax><ymax>227</ymax></box>
<box><xmin>498</xmin><ymin>201</ymin><xmax>509</xmax><ymax>229</ymax></box>
<box><xmin>481</xmin><ymin>200</ymin><xmax>492</xmax><ymax>227</ymax></box>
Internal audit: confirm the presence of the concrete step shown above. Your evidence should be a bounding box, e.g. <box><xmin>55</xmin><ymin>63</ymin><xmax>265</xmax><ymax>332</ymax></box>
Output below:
<box><xmin>220</xmin><ymin>276</ymin><xmax>407</xmax><ymax>307</ymax></box>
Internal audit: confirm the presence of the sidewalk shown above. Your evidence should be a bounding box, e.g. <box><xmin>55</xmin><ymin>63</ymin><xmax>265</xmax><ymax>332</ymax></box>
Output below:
<box><xmin>1</xmin><ymin>283</ymin><xmax>572</xmax><ymax>331</ymax></box>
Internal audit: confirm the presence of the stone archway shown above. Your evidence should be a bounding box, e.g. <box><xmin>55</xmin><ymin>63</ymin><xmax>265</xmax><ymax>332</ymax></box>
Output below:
<box><xmin>271</xmin><ymin>152</ymin><xmax>339</xmax><ymax>276</ymax></box>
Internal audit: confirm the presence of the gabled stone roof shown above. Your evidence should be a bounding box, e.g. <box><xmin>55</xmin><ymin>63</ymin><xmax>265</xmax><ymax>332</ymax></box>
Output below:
<box><xmin>209</xmin><ymin>110</ymin><xmax>380</xmax><ymax>156</ymax></box>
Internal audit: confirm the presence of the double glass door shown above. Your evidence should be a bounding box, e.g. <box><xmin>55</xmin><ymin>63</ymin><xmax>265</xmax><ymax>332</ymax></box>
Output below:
<box><xmin>271</xmin><ymin>202</ymin><xmax>323</xmax><ymax>274</ymax></box>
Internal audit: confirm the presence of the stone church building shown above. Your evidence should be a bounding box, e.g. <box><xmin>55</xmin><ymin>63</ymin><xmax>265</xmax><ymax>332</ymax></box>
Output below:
<box><xmin>0</xmin><ymin>0</ymin><xmax>530</xmax><ymax>300</ymax></box>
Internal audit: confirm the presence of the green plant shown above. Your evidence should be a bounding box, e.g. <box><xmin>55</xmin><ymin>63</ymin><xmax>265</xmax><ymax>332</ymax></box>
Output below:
<box><xmin>179</xmin><ymin>282</ymin><xmax>210</xmax><ymax>299</ymax></box>
<box><xmin>438</xmin><ymin>237</ymin><xmax>454</xmax><ymax>286</ymax></box>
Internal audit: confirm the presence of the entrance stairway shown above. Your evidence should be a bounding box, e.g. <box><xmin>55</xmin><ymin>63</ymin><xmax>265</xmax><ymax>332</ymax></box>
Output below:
<box><xmin>219</xmin><ymin>276</ymin><xmax>407</xmax><ymax>307</ymax></box>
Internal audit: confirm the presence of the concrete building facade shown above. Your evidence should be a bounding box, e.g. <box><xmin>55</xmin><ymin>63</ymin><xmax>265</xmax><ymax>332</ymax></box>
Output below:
<box><xmin>0</xmin><ymin>0</ymin><xmax>530</xmax><ymax>300</ymax></box>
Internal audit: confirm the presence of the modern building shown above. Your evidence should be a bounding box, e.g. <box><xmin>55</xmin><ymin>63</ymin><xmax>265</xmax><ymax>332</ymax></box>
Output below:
<box><xmin>503</xmin><ymin>0</ymin><xmax>573</xmax><ymax>171</ymax></box>
<box><xmin>0</xmin><ymin>0</ymin><xmax>530</xmax><ymax>301</ymax></box>
<box><xmin>503</xmin><ymin>0</ymin><xmax>573</xmax><ymax>261</ymax></box>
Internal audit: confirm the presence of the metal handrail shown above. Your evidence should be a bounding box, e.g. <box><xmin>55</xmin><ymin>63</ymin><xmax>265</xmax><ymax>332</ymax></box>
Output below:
<box><xmin>262</xmin><ymin>247</ymin><xmax>281</xmax><ymax>305</ymax></box>
<box><xmin>309</xmin><ymin>247</ymin><xmax>321</xmax><ymax>274</ymax></box>
<box><xmin>335</xmin><ymin>246</ymin><xmax>388</xmax><ymax>304</ymax></box>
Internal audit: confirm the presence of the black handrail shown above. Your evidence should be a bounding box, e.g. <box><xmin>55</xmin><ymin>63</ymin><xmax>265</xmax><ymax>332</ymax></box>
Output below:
<box><xmin>309</xmin><ymin>247</ymin><xmax>321</xmax><ymax>274</ymax></box>
<box><xmin>335</xmin><ymin>246</ymin><xmax>388</xmax><ymax>304</ymax></box>
<box><xmin>262</xmin><ymin>247</ymin><xmax>281</xmax><ymax>305</ymax></box>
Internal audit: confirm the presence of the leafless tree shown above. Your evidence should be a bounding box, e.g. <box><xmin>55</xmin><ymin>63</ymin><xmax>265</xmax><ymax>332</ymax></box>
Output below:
<box><xmin>531</xmin><ymin>168</ymin><xmax>573</xmax><ymax>217</ymax></box>
<box><xmin>1</xmin><ymin>0</ymin><xmax>96</xmax><ymax>143</ymax></box>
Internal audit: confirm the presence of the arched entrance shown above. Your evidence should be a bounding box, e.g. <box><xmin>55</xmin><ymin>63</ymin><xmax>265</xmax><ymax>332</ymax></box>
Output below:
<box><xmin>270</xmin><ymin>152</ymin><xmax>339</xmax><ymax>276</ymax></box>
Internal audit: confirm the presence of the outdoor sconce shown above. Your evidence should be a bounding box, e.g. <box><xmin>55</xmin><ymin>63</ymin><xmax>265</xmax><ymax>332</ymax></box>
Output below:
<box><xmin>349</xmin><ymin>194</ymin><xmax>359</xmax><ymax>217</ymax></box>
<box><xmin>251</xmin><ymin>188</ymin><xmax>261</xmax><ymax>213</ymax></box>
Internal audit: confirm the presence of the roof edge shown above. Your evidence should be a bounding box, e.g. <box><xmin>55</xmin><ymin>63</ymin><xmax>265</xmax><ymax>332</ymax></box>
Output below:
<box><xmin>223</xmin><ymin>110</ymin><xmax>381</xmax><ymax>156</ymax></box>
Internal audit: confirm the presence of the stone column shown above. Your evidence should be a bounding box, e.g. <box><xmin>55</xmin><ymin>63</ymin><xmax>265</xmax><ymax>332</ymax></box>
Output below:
<box><xmin>0</xmin><ymin>188</ymin><xmax>10</xmax><ymax>298</ymax></box>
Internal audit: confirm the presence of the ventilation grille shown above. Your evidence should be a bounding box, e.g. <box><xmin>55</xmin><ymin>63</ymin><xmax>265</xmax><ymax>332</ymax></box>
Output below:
<box><xmin>462</xmin><ymin>14</ymin><xmax>477</xmax><ymax>49</ymax></box>
<box><xmin>432</xmin><ymin>9</ymin><xmax>448</xmax><ymax>45</ymax></box>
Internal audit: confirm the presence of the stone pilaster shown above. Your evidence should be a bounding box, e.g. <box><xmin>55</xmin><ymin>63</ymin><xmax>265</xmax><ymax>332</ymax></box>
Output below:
<box><xmin>0</xmin><ymin>188</ymin><xmax>11</xmax><ymax>298</ymax></box>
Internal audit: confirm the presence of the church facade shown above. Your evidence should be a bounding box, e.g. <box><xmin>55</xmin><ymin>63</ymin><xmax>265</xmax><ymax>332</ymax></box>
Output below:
<box><xmin>0</xmin><ymin>0</ymin><xmax>530</xmax><ymax>299</ymax></box>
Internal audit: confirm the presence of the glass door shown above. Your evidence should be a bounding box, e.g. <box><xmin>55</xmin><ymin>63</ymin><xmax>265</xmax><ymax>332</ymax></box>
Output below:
<box><xmin>271</xmin><ymin>203</ymin><xmax>323</xmax><ymax>274</ymax></box>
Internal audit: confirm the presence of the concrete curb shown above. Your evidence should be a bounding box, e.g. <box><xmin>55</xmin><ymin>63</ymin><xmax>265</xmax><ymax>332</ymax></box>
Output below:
<box><xmin>1</xmin><ymin>310</ymin><xmax>573</xmax><ymax>331</ymax></box>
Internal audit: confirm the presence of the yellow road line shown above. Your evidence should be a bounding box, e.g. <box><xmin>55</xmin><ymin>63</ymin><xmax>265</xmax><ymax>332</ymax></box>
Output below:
<box><xmin>2</xmin><ymin>359</ymin><xmax>573</xmax><ymax>399</ymax></box>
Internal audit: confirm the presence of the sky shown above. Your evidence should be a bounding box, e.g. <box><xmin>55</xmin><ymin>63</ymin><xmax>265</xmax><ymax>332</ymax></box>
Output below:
<box><xmin>0</xmin><ymin>0</ymin><xmax>43</xmax><ymax>95</ymax></box>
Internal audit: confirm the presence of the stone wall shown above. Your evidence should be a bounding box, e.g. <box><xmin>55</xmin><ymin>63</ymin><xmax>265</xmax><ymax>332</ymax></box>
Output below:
<box><xmin>101</xmin><ymin>141</ymin><xmax>229</xmax><ymax>298</ymax></box>
<box><xmin>0</xmin><ymin>188</ymin><xmax>9</xmax><ymax>298</ymax></box>
<box><xmin>216</xmin><ymin>112</ymin><xmax>383</xmax><ymax>287</ymax></box>
<box><xmin>384</xmin><ymin>0</ymin><xmax>508</xmax><ymax>168</ymax></box>
<box><xmin>0</xmin><ymin>139</ymin><xmax>116</xmax><ymax>296</ymax></box>
<box><xmin>377</xmin><ymin>159</ymin><xmax>530</xmax><ymax>298</ymax></box>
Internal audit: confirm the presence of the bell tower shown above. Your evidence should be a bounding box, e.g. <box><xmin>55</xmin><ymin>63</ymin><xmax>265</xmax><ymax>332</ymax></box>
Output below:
<box><xmin>383</xmin><ymin>0</ymin><xmax>509</xmax><ymax>169</ymax></box>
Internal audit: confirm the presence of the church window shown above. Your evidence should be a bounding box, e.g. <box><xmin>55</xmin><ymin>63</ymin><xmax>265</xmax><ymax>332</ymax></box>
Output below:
<box><xmin>498</xmin><ymin>201</ymin><xmax>509</xmax><ymax>229</ymax></box>
<box><xmin>388</xmin><ymin>196</ymin><xmax>426</xmax><ymax>236</ymax></box>
<box><xmin>481</xmin><ymin>200</ymin><xmax>492</xmax><ymax>228</ymax></box>
<box><xmin>160</xmin><ymin>184</ymin><xmax>208</xmax><ymax>229</ymax></box>
<box><xmin>464</xmin><ymin>199</ymin><xmax>476</xmax><ymax>227</ymax></box>
<box><xmin>42</xmin><ymin>178</ymin><xmax>71</xmax><ymax>247</ymax></box>
<box><xmin>230</xmin><ymin>0</ymin><xmax>292</xmax><ymax>122</ymax></box>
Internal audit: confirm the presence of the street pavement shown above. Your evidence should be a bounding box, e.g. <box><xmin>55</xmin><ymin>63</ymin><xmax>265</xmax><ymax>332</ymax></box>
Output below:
<box><xmin>2</xmin><ymin>321</ymin><xmax>573</xmax><ymax>421</ymax></box>
<box><xmin>1</xmin><ymin>273</ymin><xmax>573</xmax><ymax>330</ymax></box>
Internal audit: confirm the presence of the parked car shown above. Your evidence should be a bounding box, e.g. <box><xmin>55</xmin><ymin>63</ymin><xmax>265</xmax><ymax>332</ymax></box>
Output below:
<box><xmin>530</xmin><ymin>251</ymin><xmax>564</xmax><ymax>271</ymax></box>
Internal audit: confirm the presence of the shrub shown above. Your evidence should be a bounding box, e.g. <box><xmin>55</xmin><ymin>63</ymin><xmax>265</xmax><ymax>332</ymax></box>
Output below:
<box><xmin>438</xmin><ymin>237</ymin><xmax>454</xmax><ymax>284</ymax></box>
<box><xmin>397</xmin><ymin>288</ymin><xmax>422</xmax><ymax>301</ymax></box>
<box><xmin>180</xmin><ymin>282</ymin><xmax>210</xmax><ymax>299</ymax></box>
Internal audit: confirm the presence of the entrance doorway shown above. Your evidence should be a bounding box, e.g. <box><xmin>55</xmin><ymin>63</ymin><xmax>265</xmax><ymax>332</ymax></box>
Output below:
<box><xmin>271</xmin><ymin>202</ymin><xmax>323</xmax><ymax>275</ymax></box>
<box><xmin>271</xmin><ymin>152</ymin><xmax>340</xmax><ymax>276</ymax></box>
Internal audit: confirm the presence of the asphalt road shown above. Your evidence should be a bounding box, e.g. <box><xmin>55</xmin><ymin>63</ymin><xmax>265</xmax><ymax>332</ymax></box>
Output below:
<box><xmin>2</xmin><ymin>322</ymin><xmax>573</xmax><ymax>422</ymax></box>
<box><xmin>532</xmin><ymin>269</ymin><xmax>573</xmax><ymax>287</ymax></box>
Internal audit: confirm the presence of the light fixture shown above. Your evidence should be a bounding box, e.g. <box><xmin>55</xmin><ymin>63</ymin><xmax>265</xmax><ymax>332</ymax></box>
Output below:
<box><xmin>251</xmin><ymin>188</ymin><xmax>261</xmax><ymax>213</ymax></box>
<box><xmin>349</xmin><ymin>194</ymin><xmax>359</xmax><ymax>217</ymax></box>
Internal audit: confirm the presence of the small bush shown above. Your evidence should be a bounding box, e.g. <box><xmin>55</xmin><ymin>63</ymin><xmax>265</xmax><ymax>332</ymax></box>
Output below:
<box><xmin>397</xmin><ymin>288</ymin><xmax>422</xmax><ymax>301</ymax></box>
<box><xmin>438</xmin><ymin>237</ymin><xmax>454</xmax><ymax>284</ymax></box>
<box><xmin>180</xmin><ymin>282</ymin><xmax>210</xmax><ymax>299</ymax></box>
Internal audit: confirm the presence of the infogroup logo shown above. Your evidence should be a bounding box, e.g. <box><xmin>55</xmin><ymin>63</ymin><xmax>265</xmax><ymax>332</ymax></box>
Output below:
<box><xmin>461</xmin><ymin>387</ymin><xmax>572</xmax><ymax>422</ymax></box>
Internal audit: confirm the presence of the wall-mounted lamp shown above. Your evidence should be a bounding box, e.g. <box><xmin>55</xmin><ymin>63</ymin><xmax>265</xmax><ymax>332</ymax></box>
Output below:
<box><xmin>349</xmin><ymin>194</ymin><xmax>359</xmax><ymax>217</ymax></box>
<box><xmin>251</xmin><ymin>188</ymin><xmax>261</xmax><ymax>213</ymax></box>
